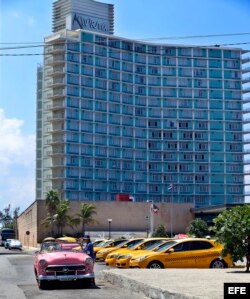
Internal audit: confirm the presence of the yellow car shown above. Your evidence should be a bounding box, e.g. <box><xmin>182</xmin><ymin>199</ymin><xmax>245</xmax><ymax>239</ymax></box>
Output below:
<box><xmin>105</xmin><ymin>238</ymin><xmax>168</xmax><ymax>267</ymax></box>
<box><xmin>129</xmin><ymin>238</ymin><xmax>233</xmax><ymax>269</ymax></box>
<box><xmin>92</xmin><ymin>239</ymin><xmax>107</xmax><ymax>247</ymax></box>
<box><xmin>96</xmin><ymin>238</ymin><xmax>144</xmax><ymax>262</ymax></box>
<box><xmin>105</xmin><ymin>238</ymin><xmax>146</xmax><ymax>267</ymax></box>
<box><xmin>55</xmin><ymin>236</ymin><xmax>77</xmax><ymax>242</ymax></box>
<box><xmin>115</xmin><ymin>238</ymin><xmax>170</xmax><ymax>268</ymax></box>
<box><xmin>94</xmin><ymin>239</ymin><xmax>127</xmax><ymax>254</ymax></box>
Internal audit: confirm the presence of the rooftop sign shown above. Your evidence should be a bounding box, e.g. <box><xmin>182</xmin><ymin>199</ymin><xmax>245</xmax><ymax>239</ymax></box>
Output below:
<box><xmin>71</xmin><ymin>12</ymin><xmax>109</xmax><ymax>33</ymax></box>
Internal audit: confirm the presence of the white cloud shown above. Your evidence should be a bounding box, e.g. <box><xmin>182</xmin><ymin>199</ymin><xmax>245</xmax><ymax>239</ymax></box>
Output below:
<box><xmin>0</xmin><ymin>109</ymin><xmax>35</xmax><ymax>212</ymax></box>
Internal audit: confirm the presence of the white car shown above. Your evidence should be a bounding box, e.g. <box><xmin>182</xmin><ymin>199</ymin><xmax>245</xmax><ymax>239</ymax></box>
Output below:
<box><xmin>8</xmin><ymin>239</ymin><xmax>22</xmax><ymax>250</ymax></box>
<box><xmin>4</xmin><ymin>239</ymin><xmax>14</xmax><ymax>249</ymax></box>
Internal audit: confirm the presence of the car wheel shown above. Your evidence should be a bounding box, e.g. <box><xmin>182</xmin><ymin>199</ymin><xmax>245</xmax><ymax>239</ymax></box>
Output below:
<box><xmin>210</xmin><ymin>259</ymin><xmax>226</xmax><ymax>269</ymax></box>
<box><xmin>147</xmin><ymin>261</ymin><xmax>164</xmax><ymax>269</ymax></box>
<box><xmin>37</xmin><ymin>280</ymin><xmax>49</xmax><ymax>290</ymax></box>
<box><xmin>86</xmin><ymin>278</ymin><xmax>95</xmax><ymax>287</ymax></box>
<box><xmin>77</xmin><ymin>278</ymin><xmax>95</xmax><ymax>288</ymax></box>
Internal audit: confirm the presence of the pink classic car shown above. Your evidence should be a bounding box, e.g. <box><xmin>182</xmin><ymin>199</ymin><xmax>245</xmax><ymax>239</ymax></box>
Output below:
<box><xmin>34</xmin><ymin>241</ymin><xmax>95</xmax><ymax>289</ymax></box>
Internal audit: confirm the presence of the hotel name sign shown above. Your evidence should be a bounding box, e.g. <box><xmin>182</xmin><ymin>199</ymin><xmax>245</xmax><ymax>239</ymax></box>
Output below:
<box><xmin>71</xmin><ymin>13</ymin><xmax>109</xmax><ymax>33</ymax></box>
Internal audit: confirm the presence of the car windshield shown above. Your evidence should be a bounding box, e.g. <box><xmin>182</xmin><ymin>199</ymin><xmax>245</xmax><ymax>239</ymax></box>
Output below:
<box><xmin>97</xmin><ymin>240</ymin><xmax>113</xmax><ymax>247</ymax></box>
<box><xmin>154</xmin><ymin>240</ymin><xmax>177</xmax><ymax>252</ymax></box>
<box><xmin>92</xmin><ymin>240</ymin><xmax>104</xmax><ymax>246</ymax></box>
<box><xmin>127</xmin><ymin>239</ymin><xmax>145</xmax><ymax>249</ymax></box>
<box><xmin>144</xmin><ymin>240</ymin><xmax>165</xmax><ymax>250</ymax></box>
<box><xmin>40</xmin><ymin>242</ymin><xmax>82</xmax><ymax>253</ymax></box>
<box><xmin>114</xmin><ymin>240</ymin><xmax>129</xmax><ymax>248</ymax></box>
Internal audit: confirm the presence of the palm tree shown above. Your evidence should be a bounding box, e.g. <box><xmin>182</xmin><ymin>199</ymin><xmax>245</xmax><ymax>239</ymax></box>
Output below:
<box><xmin>41</xmin><ymin>214</ymin><xmax>56</xmax><ymax>236</ymax></box>
<box><xmin>75</xmin><ymin>203</ymin><xmax>98</xmax><ymax>237</ymax></box>
<box><xmin>43</xmin><ymin>190</ymin><xmax>61</xmax><ymax>237</ymax></box>
<box><xmin>45</xmin><ymin>190</ymin><xmax>60</xmax><ymax>215</ymax></box>
<box><xmin>54</xmin><ymin>200</ymin><xmax>74</xmax><ymax>236</ymax></box>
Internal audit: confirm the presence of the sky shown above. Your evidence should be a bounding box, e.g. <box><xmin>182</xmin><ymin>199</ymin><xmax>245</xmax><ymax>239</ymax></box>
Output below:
<box><xmin>0</xmin><ymin>0</ymin><xmax>250</xmax><ymax>213</ymax></box>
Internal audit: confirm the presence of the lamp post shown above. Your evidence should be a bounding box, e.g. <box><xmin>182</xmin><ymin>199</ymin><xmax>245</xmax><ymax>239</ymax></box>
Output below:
<box><xmin>108</xmin><ymin>219</ymin><xmax>112</xmax><ymax>239</ymax></box>
<box><xmin>147</xmin><ymin>200</ymin><xmax>154</xmax><ymax>237</ymax></box>
<box><xmin>168</xmin><ymin>184</ymin><xmax>173</xmax><ymax>238</ymax></box>
<box><xmin>171</xmin><ymin>188</ymin><xmax>173</xmax><ymax>238</ymax></box>
<box><xmin>145</xmin><ymin>215</ymin><xmax>149</xmax><ymax>237</ymax></box>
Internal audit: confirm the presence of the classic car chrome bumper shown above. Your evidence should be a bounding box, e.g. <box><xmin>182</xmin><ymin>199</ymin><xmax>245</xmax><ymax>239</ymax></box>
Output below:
<box><xmin>37</xmin><ymin>272</ymin><xmax>95</xmax><ymax>281</ymax></box>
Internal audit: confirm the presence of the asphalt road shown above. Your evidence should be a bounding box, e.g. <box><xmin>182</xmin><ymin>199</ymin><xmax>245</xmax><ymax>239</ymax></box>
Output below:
<box><xmin>0</xmin><ymin>246</ymin><xmax>148</xmax><ymax>299</ymax></box>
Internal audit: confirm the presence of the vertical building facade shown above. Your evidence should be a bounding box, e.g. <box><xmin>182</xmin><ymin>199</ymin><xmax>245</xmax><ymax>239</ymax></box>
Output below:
<box><xmin>52</xmin><ymin>0</ymin><xmax>114</xmax><ymax>34</ymax></box>
<box><xmin>36</xmin><ymin>0</ymin><xmax>249</xmax><ymax>206</ymax></box>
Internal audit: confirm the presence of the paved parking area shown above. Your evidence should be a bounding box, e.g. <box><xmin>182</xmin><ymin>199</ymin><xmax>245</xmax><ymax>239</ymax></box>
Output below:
<box><xmin>23</xmin><ymin>246</ymin><xmax>249</xmax><ymax>298</ymax></box>
<box><xmin>101</xmin><ymin>267</ymin><xmax>249</xmax><ymax>299</ymax></box>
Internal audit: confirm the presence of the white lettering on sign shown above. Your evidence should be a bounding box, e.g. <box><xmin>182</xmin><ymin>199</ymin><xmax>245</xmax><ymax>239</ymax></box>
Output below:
<box><xmin>72</xmin><ymin>13</ymin><xmax>108</xmax><ymax>33</ymax></box>
<box><xmin>228</xmin><ymin>287</ymin><xmax>247</xmax><ymax>295</ymax></box>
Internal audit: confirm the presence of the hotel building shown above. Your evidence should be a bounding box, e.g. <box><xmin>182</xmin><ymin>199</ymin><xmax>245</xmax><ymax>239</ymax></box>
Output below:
<box><xmin>36</xmin><ymin>0</ymin><xmax>250</xmax><ymax>206</ymax></box>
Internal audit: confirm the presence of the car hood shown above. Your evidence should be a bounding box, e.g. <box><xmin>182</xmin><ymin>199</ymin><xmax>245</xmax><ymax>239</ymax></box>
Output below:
<box><xmin>37</xmin><ymin>251</ymin><xmax>86</xmax><ymax>265</ymax></box>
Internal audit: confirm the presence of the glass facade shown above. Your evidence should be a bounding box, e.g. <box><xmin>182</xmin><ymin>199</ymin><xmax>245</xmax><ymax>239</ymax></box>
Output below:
<box><xmin>38</xmin><ymin>29</ymin><xmax>246</xmax><ymax>206</ymax></box>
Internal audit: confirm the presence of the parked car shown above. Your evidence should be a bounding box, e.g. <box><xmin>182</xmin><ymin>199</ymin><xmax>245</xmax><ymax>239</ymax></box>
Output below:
<box><xmin>115</xmin><ymin>238</ymin><xmax>170</xmax><ymax>268</ymax></box>
<box><xmin>93</xmin><ymin>239</ymin><xmax>127</xmax><ymax>255</ymax></box>
<box><xmin>42</xmin><ymin>237</ymin><xmax>56</xmax><ymax>242</ymax></box>
<box><xmin>129</xmin><ymin>238</ymin><xmax>233</xmax><ymax>269</ymax></box>
<box><xmin>4</xmin><ymin>239</ymin><xmax>14</xmax><ymax>249</ymax></box>
<box><xmin>8</xmin><ymin>239</ymin><xmax>22</xmax><ymax>250</ymax></box>
<box><xmin>105</xmin><ymin>238</ymin><xmax>149</xmax><ymax>267</ymax></box>
<box><xmin>34</xmin><ymin>241</ymin><xmax>95</xmax><ymax>289</ymax></box>
<box><xmin>55</xmin><ymin>236</ymin><xmax>77</xmax><ymax>243</ymax></box>
<box><xmin>96</xmin><ymin>238</ymin><xmax>145</xmax><ymax>262</ymax></box>
<box><xmin>0</xmin><ymin>228</ymin><xmax>15</xmax><ymax>246</ymax></box>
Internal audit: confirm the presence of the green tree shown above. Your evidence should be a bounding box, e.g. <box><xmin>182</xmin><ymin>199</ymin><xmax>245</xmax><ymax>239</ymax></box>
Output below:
<box><xmin>43</xmin><ymin>190</ymin><xmax>61</xmax><ymax>236</ymax></box>
<box><xmin>186</xmin><ymin>218</ymin><xmax>209</xmax><ymax>238</ymax></box>
<box><xmin>0</xmin><ymin>205</ymin><xmax>20</xmax><ymax>229</ymax></box>
<box><xmin>212</xmin><ymin>205</ymin><xmax>250</xmax><ymax>263</ymax></box>
<box><xmin>152</xmin><ymin>224</ymin><xmax>169</xmax><ymax>238</ymax></box>
<box><xmin>45</xmin><ymin>190</ymin><xmax>60</xmax><ymax>215</ymax></box>
<box><xmin>42</xmin><ymin>199</ymin><xmax>76</xmax><ymax>237</ymax></box>
<box><xmin>41</xmin><ymin>214</ymin><xmax>56</xmax><ymax>236</ymax></box>
<box><xmin>54</xmin><ymin>200</ymin><xmax>73</xmax><ymax>236</ymax></box>
<box><xmin>75</xmin><ymin>203</ymin><xmax>98</xmax><ymax>236</ymax></box>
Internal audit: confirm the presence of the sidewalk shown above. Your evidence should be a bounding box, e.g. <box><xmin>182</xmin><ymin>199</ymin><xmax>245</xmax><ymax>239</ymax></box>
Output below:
<box><xmin>101</xmin><ymin>267</ymin><xmax>249</xmax><ymax>299</ymax></box>
<box><xmin>22</xmin><ymin>245</ymin><xmax>39</xmax><ymax>254</ymax></box>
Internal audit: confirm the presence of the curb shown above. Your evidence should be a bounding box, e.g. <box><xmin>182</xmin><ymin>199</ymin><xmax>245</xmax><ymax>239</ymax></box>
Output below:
<box><xmin>100</xmin><ymin>270</ymin><xmax>196</xmax><ymax>299</ymax></box>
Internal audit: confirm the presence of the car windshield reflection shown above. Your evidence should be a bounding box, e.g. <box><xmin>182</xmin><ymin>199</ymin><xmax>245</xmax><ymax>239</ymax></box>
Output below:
<box><xmin>154</xmin><ymin>241</ymin><xmax>177</xmax><ymax>252</ymax></box>
<box><xmin>40</xmin><ymin>242</ymin><xmax>82</xmax><ymax>252</ymax></box>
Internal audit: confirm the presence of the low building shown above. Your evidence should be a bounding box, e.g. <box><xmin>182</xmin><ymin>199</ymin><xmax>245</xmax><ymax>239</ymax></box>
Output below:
<box><xmin>17</xmin><ymin>200</ymin><xmax>194</xmax><ymax>246</ymax></box>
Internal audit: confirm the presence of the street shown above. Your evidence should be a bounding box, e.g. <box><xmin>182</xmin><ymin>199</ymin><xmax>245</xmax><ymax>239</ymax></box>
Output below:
<box><xmin>0</xmin><ymin>246</ymin><xmax>148</xmax><ymax>299</ymax></box>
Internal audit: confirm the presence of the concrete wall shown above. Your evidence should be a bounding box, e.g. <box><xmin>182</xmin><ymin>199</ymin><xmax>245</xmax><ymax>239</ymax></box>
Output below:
<box><xmin>17</xmin><ymin>201</ymin><xmax>39</xmax><ymax>248</ymax></box>
<box><xmin>17</xmin><ymin>200</ymin><xmax>194</xmax><ymax>245</ymax></box>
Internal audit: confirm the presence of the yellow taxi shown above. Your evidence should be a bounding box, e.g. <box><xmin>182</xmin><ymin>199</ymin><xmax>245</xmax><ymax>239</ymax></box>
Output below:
<box><xmin>105</xmin><ymin>238</ymin><xmax>146</xmax><ymax>267</ymax></box>
<box><xmin>129</xmin><ymin>238</ymin><xmax>233</xmax><ymax>269</ymax></box>
<box><xmin>94</xmin><ymin>239</ymin><xmax>127</xmax><ymax>254</ymax></box>
<box><xmin>96</xmin><ymin>238</ymin><xmax>144</xmax><ymax>262</ymax></box>
<box><xmin>55</xmin><ymin>236</ymin><xmax>77</xmax><ymax>242</ymax></box>
<box><xmin>115</xmin><ymin>238</ymin><xmax>170</xmax><ymax>268</ymax></box>
<box><xmin>92</xmin><ymin>238</ymin><xmax>107</xmax><ymax>247</ymax></box>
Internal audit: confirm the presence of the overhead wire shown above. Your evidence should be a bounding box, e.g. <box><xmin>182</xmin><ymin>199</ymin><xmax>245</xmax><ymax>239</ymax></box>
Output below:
<box><xmin>1</xmin><ymin>31</ymin><xmax>250</xmax><ymax>46</ymax></box>
<box><xmin>0</xmin><ymin>31</ymin><xmax>250</xmax><ymax>56</ymax></box>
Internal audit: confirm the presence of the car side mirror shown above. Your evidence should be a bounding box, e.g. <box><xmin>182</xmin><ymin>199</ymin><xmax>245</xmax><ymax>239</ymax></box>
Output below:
<box><xmin>167</xmin><ymin>248</ymin><xmax>174</xmax><ymax>253</ymax></box>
